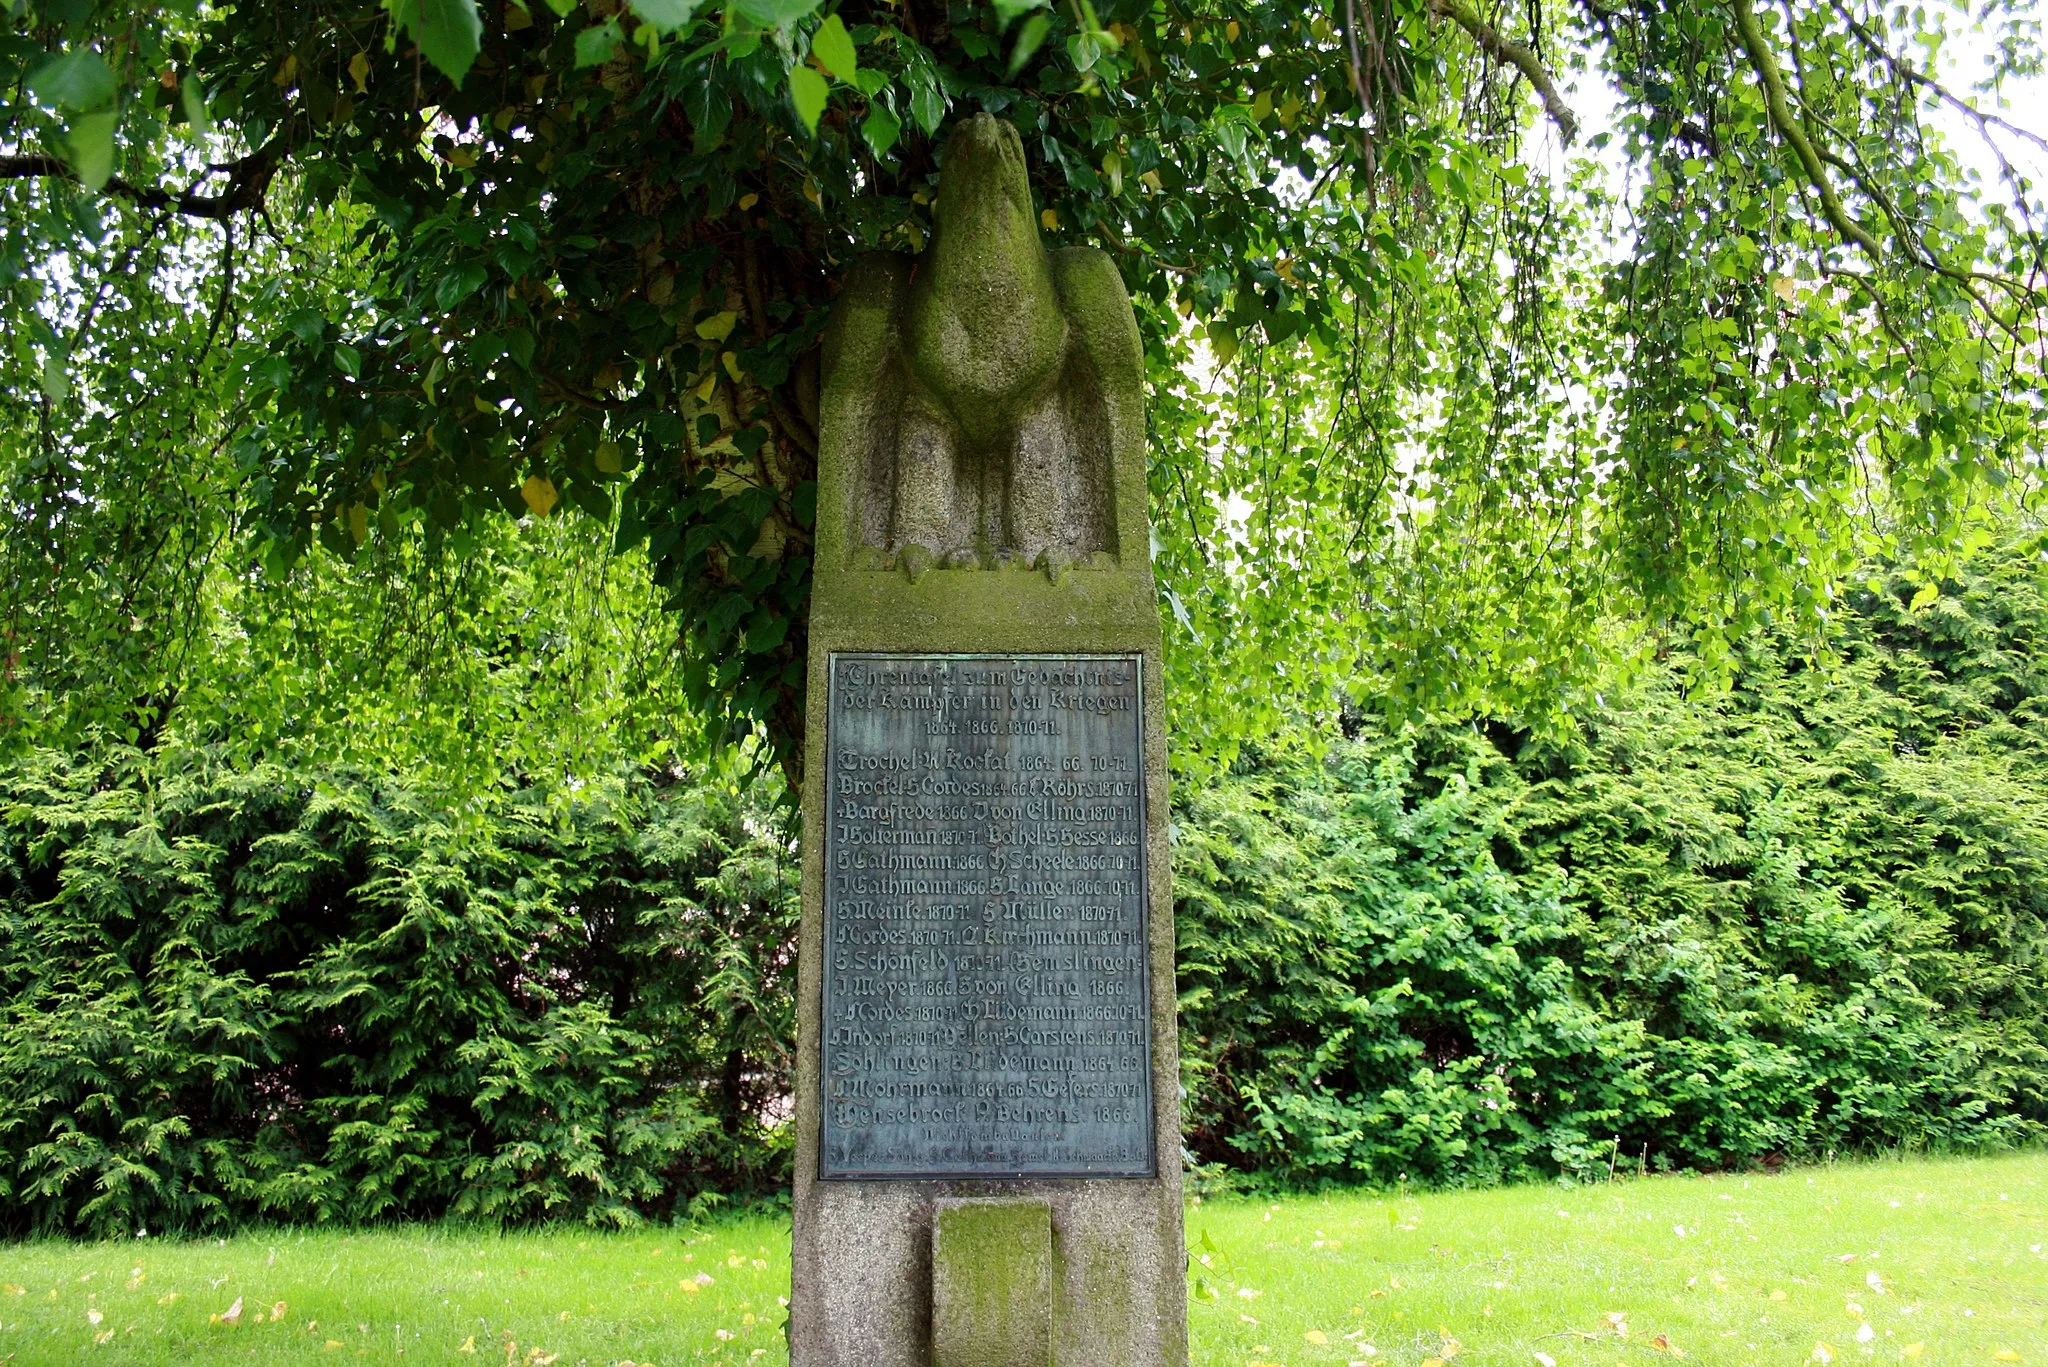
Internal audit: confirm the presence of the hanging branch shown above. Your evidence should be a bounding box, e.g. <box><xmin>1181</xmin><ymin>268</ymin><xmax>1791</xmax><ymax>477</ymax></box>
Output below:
<box><xmin>1425</xmin><ymin>0</ymin><xmax>1580</xmax><ymax>144</ymax></box>
<box><xmin>1727</xmin><ymin>0</ymin><xmax>1883</xmax><ymax>258</ymax></box>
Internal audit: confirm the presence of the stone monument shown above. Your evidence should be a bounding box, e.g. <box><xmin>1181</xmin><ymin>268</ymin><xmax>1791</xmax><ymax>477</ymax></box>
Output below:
<box><xmin>791</xmin><ymin>113</ymin><xmax>1184</xmax><ymax>1367</ymax></box>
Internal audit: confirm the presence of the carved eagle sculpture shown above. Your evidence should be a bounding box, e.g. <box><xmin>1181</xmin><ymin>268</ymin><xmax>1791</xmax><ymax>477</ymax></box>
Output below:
<box><xmin>823</xmin><ymin>114</ymin><xmax>1145</xmax><ymax>582</ymax></box>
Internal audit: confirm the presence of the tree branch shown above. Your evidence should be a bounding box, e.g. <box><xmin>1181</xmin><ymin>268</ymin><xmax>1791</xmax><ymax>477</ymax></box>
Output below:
<box><xmin>1727</xmin><ymin>0</ymin><xmax>1883</xmax><ymax>259</ymax></box>
<box><xmin>1425</xmin><ymin>0</ymin><xmax>1579</xmax><ymax>145</ymax></box>
<box><xmin>1823</xmin><ymin>0</ymin><xmax>2048</xmax><ymax>159</ymax></box>
<box><xmin>0</xmin><ymin>130</ymin><xmax>291</xmax><ymax>220</ymax></box>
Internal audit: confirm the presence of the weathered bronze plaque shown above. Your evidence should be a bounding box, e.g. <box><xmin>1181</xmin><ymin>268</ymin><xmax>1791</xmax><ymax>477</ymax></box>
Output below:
<box><xmin>820</xmin><ymin>652</ymin><xmax>1154</xmax><ymax>1179</ymax></box>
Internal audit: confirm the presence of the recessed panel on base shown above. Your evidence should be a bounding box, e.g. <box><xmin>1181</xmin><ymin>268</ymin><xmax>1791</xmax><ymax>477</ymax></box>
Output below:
<box><xmin>820</xmin><ymin>652</ymin><xmax>1154</xmax><ymax>1179</ymax></box>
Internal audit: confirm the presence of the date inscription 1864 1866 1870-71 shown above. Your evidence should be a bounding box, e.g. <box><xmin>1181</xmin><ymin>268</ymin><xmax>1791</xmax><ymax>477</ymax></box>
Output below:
<box><xmin>819</xmin><ymin>652</ymin><xmax>1154</xmax><ymax>1180</ymax></box>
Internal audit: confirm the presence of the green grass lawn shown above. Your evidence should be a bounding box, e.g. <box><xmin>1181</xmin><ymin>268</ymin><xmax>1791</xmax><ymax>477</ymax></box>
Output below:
<box><xmin>0</xmin><ymin>1153</ymin><xmax>2041</xmax><ymax>1365</ymax></box>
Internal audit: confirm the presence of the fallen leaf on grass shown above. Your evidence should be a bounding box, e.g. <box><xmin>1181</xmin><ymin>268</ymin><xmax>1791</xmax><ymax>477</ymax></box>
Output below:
<box><xmin>1533</xmin><ymin>1355</ymin><xmax>1557</xmax><ymax>1367</ymax></box>
<box><xmin>323</xmin><ymin>1341</ymin><xmax>343</xmax><ymax>1351</ymax></box>
<box><xmin>1305</xmin><ymin>1331</ymin><xmax>1328</xmax><ymax>1345</ymax></box>
<box><xmin>94</xmin><ymin>1329</ymin><xmax>115</xmax><ymax>1345</ymax></box>
<box><xmin>459</xmin><ymin>1338</ymin><xmax>476</xmax><ymax>1353</ymax></box>
<box><xmin>270</xmin><ymin>1301</ymin><xmax>287</xmax><ymax>1322</ymax></box>
<box><xmin>1772</xmin><ymin>1290</ymin><xmax>1790</xmax><ymax>1302</ymax></box>
<box><xmin>1814</xmin><ymin>1343</ymin><xmax>1837</xmax><ymax>1364</ymax></box>
<box><xmin>680</xmin><ymin>1280</ymin><xmax>700</xmax><ymax>1294</ymax></box>
<box><xmin>87</xmin><ymin>1309</ymin><xmax>103</xmax><ymax>1326</ymax></box>
<box><xmin>1992</xmin><ymin>1353</ymin><xmax>2022</xmax><ymax>1362</ymax></box>
<box><xmin>1900</xmin><ymin>1346</ymin><xmax>1924</xmax><ymax>1361</ymax></box>
<box><xmin>155</xmin><ymin>1292</ymin><xmax>179</xmax><ymax>1306</ymax></box>
<box><xmin>212</xmin><ymin>1295</ymin><xmax>243</xmax><ymax>1327</ymax></box>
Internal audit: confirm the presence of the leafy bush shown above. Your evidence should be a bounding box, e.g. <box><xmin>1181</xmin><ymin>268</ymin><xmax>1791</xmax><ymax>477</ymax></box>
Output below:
<box><xmin>1177</xmin><ymin>544</ymin><xmax>2048</xmax><ymax>1185</ymax></box>
<box><xmin>0</xmin><ymin>747</ymin><xmax>796</xmax><ymax>1237</ymax></box>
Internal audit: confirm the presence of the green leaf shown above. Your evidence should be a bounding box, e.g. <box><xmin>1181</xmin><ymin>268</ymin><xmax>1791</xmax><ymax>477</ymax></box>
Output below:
<box><xmin>539</xmin><ymin>0</ymin><xmax>576</xmax><ymax>14</ymax></box>
<box><xmin>180</xmin><ymin>75</ymin><xmax>211</xmax><ymax>136</ymax></box>
<box><xmin>332</xmin><ymin>344</ymin><xmax>362</xmax><ymax>379</ymax></box>
<box><xmin>67</xmin><ymin>107</ymin><xmax>118</xmax><ymax>192</ymax></box>
<box><xmin>991</xmin><ymin>0</ymin><xmax>1045</xmax><ymax>30</ymax></box>
<box><xmin>383</xmin><ymin>0</ymin><xmax>483</xmax><ymax>86</ymax></box>
<box><xmin>810</xmin><ymin>13</ymin><xmax>857</xmax><ymax>81</ymax></box>
<box><xmin>1066</xmin><ymin>27</ymin><xmax>1111</xmax><ymax>73</ymax></box>
<box><xmin>27</xmin><ymin>51</ymin><xmax>115</xmax><ymax>112</ymax></box>
<box><xmin>788</xmin><ymin>64</ymin><xmax>828</xmax><ymax>135</ymax></box>
<box><xmin>435</xmin><ymin>260</ymin><xmax>489</xmax><ymax>309</ymax></box>
<box><xmin>574</xmin><ymin>18</ymin><xmax>623</xmax><ymax>67</ymax></box>
<box><xmin>1008</xmin><ymin>12</ymin><xmax>1052</xmax><ymax>75</ymax></box>
<box><xmin>906</xmin><ymin>70</ymin><xmax>945</xmax><ymax>133</ymax></box>
<box><xmin>732</xmin><ymin>0</ymin><xmax>821</xmax><ymax>26</ymax></box>
<box><xmin>629</xmin><ymin>0</ymin><xmax>704</xmax><ymax>33</ymax></box>
<box><xmin>40</xmin><ymin>352</ymin><xmax>69</xmax><ymax>407</ymax></box>
<box><xmin>860</xmin><ymin>101</ymin><xmax>900</xmax><ymax>157</ymax></box>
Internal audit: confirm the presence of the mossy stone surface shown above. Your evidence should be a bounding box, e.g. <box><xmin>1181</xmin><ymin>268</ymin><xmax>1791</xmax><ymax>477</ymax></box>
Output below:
<box><xmin>932</xmin><ymin>1199</ymin><xmax>1054</xmax><ymax>1367</ymax></box>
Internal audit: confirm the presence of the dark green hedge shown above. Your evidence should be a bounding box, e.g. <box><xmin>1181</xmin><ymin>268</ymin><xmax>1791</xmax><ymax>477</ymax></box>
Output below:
<box><xmin>5</xmin><ymin>545</ymin><xmax>2047</xmax><ymax>1233</ymax></box>
<box><xmin>0</xmin><ymin>752</ymin><xmax>796</xmax><ymax>1237</ymax></box>
<box><xmin>1177</xmin><ymin>548</ymin><xmax>2048</xmax><ymax>1183</ymax></box>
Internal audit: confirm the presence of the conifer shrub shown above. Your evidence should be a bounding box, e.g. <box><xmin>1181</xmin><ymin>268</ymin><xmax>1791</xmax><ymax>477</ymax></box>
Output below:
<box><xmin>0</xmin><ymin>750</ymin><xmax>796</xmax><ymax>1236</ymax></box>
<box><xmin>1175</xmin><ymin>547</ymin><xmax>2048</xmax><ymax>1184</ymax></box>
<box><xmin>5</xmin><ymin>546</ymin><xmax>2047</xmax><ymax>1230</ymax></box>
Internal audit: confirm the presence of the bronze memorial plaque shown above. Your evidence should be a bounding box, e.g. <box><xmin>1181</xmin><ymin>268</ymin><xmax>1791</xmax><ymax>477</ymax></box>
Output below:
<box><xmin>820</xmin><ymin>652</ymin><xmax>1154</xmax><ymax>1179</ymax></box>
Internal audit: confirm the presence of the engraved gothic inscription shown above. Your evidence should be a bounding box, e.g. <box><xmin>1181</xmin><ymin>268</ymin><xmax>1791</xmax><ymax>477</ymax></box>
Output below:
<box><xmin>819</xmin><ymin>653</ymin><xmax>1153</xmax><ymax>1179</ymax></box>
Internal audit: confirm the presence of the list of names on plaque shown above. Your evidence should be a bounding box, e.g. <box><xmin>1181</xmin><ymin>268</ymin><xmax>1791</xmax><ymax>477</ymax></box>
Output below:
<box><xmin>819</xmin><ymin>652</ymin><xmax>1154</xmax><ymax>1179</ymax></box>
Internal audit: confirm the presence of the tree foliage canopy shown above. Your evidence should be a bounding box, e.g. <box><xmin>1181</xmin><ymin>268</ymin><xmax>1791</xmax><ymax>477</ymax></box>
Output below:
<box><xmin>3</xmin><ymin>0</ymin><xmax>2044</xmax><ymax>769</ymax></box>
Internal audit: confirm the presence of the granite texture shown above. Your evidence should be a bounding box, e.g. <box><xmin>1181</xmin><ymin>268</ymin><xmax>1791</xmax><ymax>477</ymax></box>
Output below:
<box><xmin>789</xmin><ymin>113</ymin><xmax>1184</xmax><ymax>1367</ymax></box>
